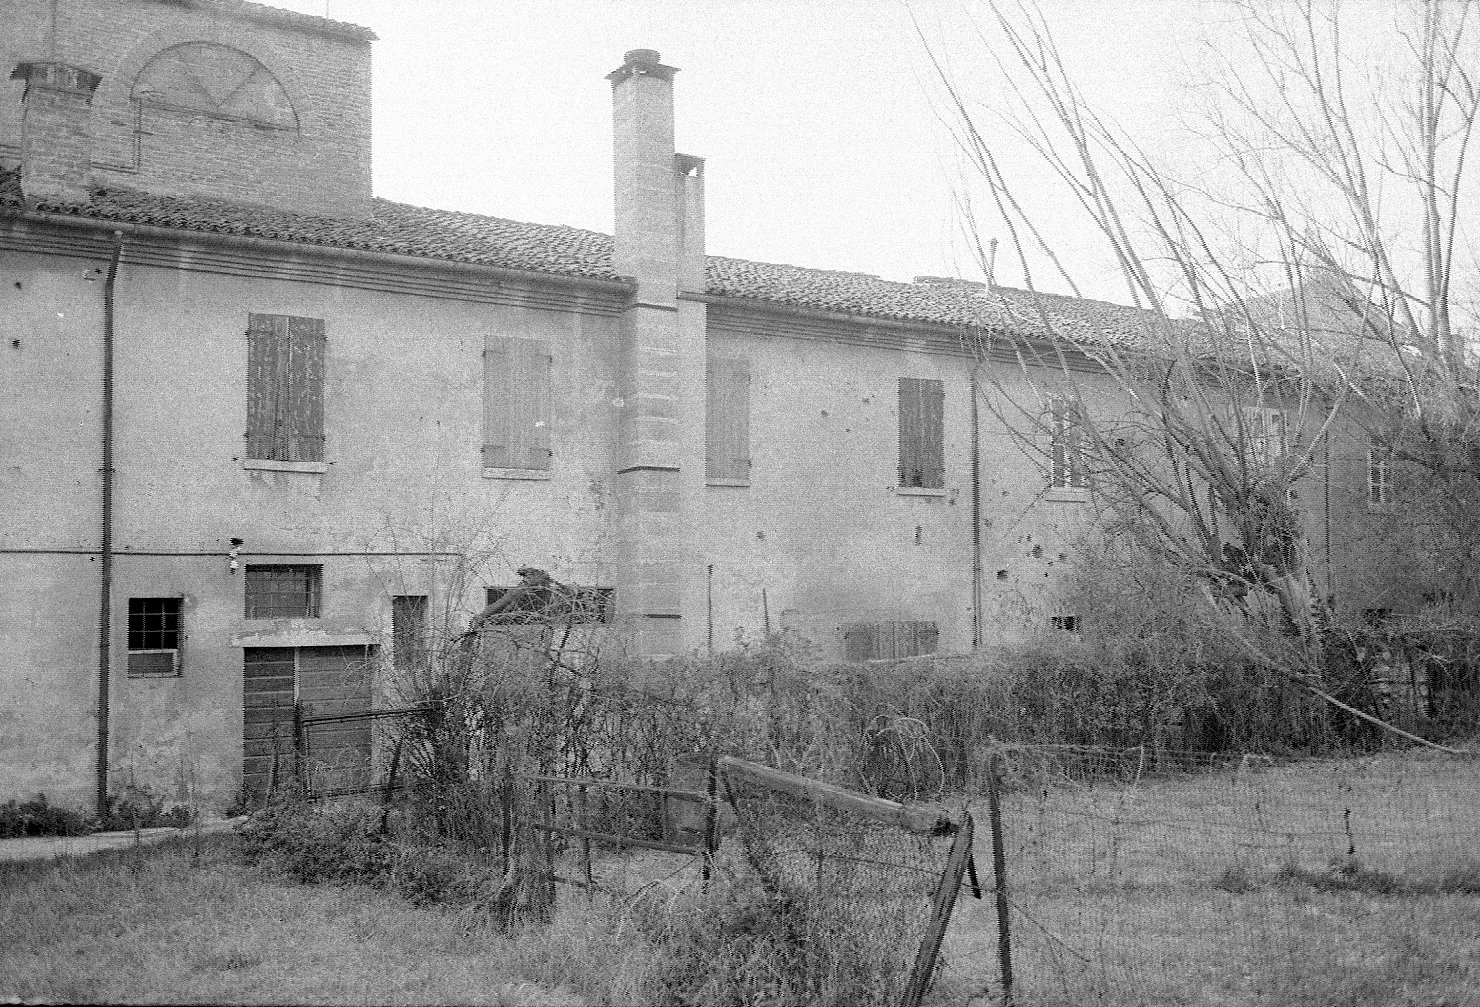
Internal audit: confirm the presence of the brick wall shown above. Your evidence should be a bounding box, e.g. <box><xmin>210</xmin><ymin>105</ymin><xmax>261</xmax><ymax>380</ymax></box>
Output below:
<box><xmin>0</xmin><ymin>0</ymin><xmax>373</xmax><ymax>218</ymax></box>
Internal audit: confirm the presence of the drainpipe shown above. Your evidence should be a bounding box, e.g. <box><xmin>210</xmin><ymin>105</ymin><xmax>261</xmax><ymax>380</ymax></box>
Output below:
<box><xmin>96</xmin><ymin>230</ymin><xmax>123</xmax><ymax>819</ymax></box>
<box><xmin>971</xmin><ymin>365</ymin><xmax>983</xmax><ymax>649</ymax></box>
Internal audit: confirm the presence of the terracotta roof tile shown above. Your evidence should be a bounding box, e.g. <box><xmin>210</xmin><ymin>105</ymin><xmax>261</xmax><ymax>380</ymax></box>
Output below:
<box><xmin>0</xmin><ymin>169</ymin><xmax>1167</xmax><ymax>346</ymax></box>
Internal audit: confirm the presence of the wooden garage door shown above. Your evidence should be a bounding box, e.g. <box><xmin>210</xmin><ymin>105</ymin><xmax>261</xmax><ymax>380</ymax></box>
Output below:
<box><xmin>298</xmin><ymin>645</ymin><xmax>372</xmax><ymax>796</ymax></box>
<box><xmin>243</xmin><ymin>647</ymin><xmax>296</xmax><ymax>799</ymax></box>
<box><xmin>242</xmin><ymin>646</ymin><xmax>372</xmax><ymax>799</ymax></box>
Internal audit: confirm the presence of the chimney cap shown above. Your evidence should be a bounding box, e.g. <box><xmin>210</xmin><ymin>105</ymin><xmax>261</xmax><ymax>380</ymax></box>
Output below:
<box><xmin>10</xmin><ymin>61</ymin><xmax>102</xmax><ymax>99</ymax></box>
<box><xmin>607</xmin><ymin>48</ymin><xmax>678</xmax><ymax>84</ymax></box>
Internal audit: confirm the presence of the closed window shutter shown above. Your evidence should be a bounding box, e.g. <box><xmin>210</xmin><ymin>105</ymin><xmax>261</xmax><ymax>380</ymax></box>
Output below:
<box><xmin>286</xmin><ymin>316</ymin><xmax>325</xmax><ymax>462</ymax></box>
<box><xmin>898</xmin><ymin>378</ymin><xmax>944</xmax><ymax>489</ymax></box>
<box><xmin>246</xmin><ymin>313</ymin><xmax>285</xmax><ymax>460</ymax></box>
<box><xmin>484</xmin><ymin>336</ymin><xmax>552</xmax><ymax>470</ymax></box>
<box><xmin>706</xmin><ymin>356</ymin><xmax>750</xmax><ymax>480</ymax></box>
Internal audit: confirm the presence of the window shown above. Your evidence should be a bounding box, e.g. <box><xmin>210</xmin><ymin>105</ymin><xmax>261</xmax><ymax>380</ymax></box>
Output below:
<box><xmin>706</xmin><ymin>356</ymin><xmax>751</xmax><ymax>483</ymax></box>
<box><xmin>1368</xmin><ymin>443</ymin><xmax>1394</xmax><ymax>508</ymax></box>
<box><xmin>246</xmin><ymin>314</ymin><xmax>326</xmax><ymax>463</ymax></box>
<box><xmin>391</xmin><ymin>595</ymin><xmax>428</xmax><ymax>670</ymax></box>
<box><xmin>484</xmin><ymin>585</ymin><xmax>614</xmax><ymax>624</ymax></box>
<box><xmin>898</xmin><ymin>378</ymin><xmax>944</xmax><ymax>489</ymax></box>
<box><xmin>842</xmin><ymin>621</ymin><xmax>938</xmax><ymax>662</ymax></box>
<box><xmin>1242</xmin><ymin>406</ymin><xmax>1287</xmax><ymax>465</ymax></box>
<box><xmin>245</xmin><ymin>565</ymin><xmax>321</xmax><ymax>619</ymax></box>
<box><xmin>1050</xmin><ymin>615</ymin><xmax>1080</xmax><ymax>633</ymax></box>
<box><xmin>484</xmin><ymin>336</ymin><xmax>552</xmax><ymax>471</ymax></box>
<box><xmin>1050</xmin><ymin>399</ymin><xmax>1088</xmax><ymax>490</ymax></box>
<box><xmin>127</xmin><ymin>598</ymin><xmax>181</xmax><ymax>677</ymax></box>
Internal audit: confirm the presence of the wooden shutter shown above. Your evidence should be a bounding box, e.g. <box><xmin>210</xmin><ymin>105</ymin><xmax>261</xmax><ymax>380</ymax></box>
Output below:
<box><xmin>706</xmin><ymin>356</ymin><xmax>751</xmax><ymax>481</ymax></box>
<box><xmin>246</xmin><ymin>314</ymin><xmax>286</xmax><ymax>460</ymax></box>
<box><xmin>247</xmin><ymin>314</ymin><xmax>324</xmax><ymax>462</ymax></box>
<box><xmin>484</xmin><ymin>336</ymin><xmax>552</xmax><ymax>470</ymax></box>
<box><xmin>285</xmin><ymin>316</ymin><xmax>325</xmax><ymax>462</ymax></box>
<box><xmin>898</xmin><ymin>378</ymin><xmax>945</xmax><ymax>489</ymax></box>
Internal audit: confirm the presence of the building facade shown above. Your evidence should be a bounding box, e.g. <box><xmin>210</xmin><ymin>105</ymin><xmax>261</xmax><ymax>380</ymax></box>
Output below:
<box><xmin>1</xmin><ymin>0</ymin><xmax>1410</xmax><ymax>811</ymax></box>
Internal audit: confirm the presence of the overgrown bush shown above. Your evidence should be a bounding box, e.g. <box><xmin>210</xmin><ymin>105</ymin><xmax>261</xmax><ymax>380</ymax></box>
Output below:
<box><xmin>0</xmin><ymin>794</ymin><xmax>91</xmax><ymax>838</ymax></box>
<box><xmin>240</xmin><ymin>792</ymin><xmax>501</xmax><ymax>908</ymax></box>
<box><xmin>96</xmin><ymin>789</ymin><xmax>194</xmax><ymax>833</ymax></box>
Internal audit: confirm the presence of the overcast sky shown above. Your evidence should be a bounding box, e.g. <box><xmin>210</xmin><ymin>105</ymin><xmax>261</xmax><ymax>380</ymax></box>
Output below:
<box><xmin>259</xmin><ymin>1</ymin><xmax>1273</xmax><ymax>302</ymax></box>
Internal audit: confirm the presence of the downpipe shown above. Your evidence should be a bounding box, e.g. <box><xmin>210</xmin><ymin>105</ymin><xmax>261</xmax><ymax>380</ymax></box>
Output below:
<box><xmin>96</xmin><ymin>230</ymin><xmax>124</xmax><ymax>819</ymax></box>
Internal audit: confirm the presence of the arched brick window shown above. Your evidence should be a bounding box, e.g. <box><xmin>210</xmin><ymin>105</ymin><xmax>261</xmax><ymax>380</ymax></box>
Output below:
<box><xmin>131</xmin><ymin>42</ymin><xmax>297</xmax><ymax>131</ymax></box>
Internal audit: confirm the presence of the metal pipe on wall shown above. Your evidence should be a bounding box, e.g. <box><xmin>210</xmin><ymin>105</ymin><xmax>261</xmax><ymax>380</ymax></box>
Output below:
<box><xmin>96</xmin><ymin>230</ymin><xmax>124</xmax><ymax>819</ymax></box>
<box><xmin>971</xmin><ymin>366</ymin><xmax>983</xmax><ymax>649</ymax></box>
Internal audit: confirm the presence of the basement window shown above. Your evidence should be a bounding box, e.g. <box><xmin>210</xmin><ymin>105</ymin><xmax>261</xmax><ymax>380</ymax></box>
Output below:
<box><xmin>127</xmin><ymin>598</ymin><xmax>182</xmax><ymax>677</ymax></box>
<box><xmin>842</xmin><ymin>621</ymin><xmax>939</xmax><ymax>662</ymax></box>
<box><xmin>245</xmin><ymin>564</ymin><xmax>322</xmax><ymax>619</ymax></box>
<box><xmin>484</xmin><ymin>585</ymin><xmax>615</xmax><ymax>624</ymax></box>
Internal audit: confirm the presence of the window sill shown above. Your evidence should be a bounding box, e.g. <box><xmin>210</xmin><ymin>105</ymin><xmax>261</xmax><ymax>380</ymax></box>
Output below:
<box><xmin>243</xmin><ymin>459</ymin><xmax>327</xmax><ymax>474</ymax></box>
<box><xmin>483</xmin><ymin>467</ymin><xmax>552</xmax><ymax>481</ymax></box>
<box><xmin>707</xmin><ymin>478</ymin><xmax>751</xmax><ymax>488</ymax></box>
<box><xmin>1046</xmin><ymin>487</ymin><xmax>1090</xmax><ymax>503</ymax></box>
<box><xmin>896</xmin><ymin>486</ymin><xmax>946</xmax><ymax>497</ymax></box>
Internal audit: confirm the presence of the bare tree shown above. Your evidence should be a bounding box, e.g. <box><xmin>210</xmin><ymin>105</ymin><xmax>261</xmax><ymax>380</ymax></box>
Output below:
<box><xmin>915</xmin><ymin>0</ymin><xmax>1479</xmax><ymax>743</ymax></box>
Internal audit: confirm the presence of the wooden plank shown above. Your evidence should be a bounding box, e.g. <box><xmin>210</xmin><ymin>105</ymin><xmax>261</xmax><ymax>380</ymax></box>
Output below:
<box><xmin>516</xmin><ymin>773</ymin><xmax>710</xmax><ymax>804</ymax></box>
<box><xmin>520</xmin><ymin>819</ymin><xmax>707</xmax><ymax>857</ymax></box>
<box><xmin>717</xmin><ymin>756</ymin><xmax>954</xmax><ymax>834</ymax></box>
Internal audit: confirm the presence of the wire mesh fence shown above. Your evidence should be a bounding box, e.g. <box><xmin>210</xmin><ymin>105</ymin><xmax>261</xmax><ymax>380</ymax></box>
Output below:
<box><xmin>940</xmin><ymin>744</ymin><xmax>1480</xmax><ymax>1006</ymax></box>
<box><xmin>719</xmin><ymin>757</ymin><xmax>973</xmax><ymax>1006</ymax></box>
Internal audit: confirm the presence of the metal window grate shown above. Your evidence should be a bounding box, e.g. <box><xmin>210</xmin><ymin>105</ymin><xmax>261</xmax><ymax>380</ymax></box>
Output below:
<box><xmin>128</xmin><ymin>597</ymin><xmax>181</xmax><ymax>650</ymax></box>
<box><xmin>245</xmin><ymin>564</ymin><xmax>322</xmax><ymax>619</ymax></box>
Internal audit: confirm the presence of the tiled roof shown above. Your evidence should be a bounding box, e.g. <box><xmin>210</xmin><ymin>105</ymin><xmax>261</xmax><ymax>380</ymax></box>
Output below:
<box><xmin>0</xmin><ymin>172</ymin><xmax>618</xmax><ymax>280</ymax></box>
<box><xmin>237</xmin><ymin>1</ymin><xmax>377</xmax><ymax>41</ymax></box>
<box><xmin>0</xmin><ymin>170</ymin><xmax>1166</xmax><ymax>346</ymax></box>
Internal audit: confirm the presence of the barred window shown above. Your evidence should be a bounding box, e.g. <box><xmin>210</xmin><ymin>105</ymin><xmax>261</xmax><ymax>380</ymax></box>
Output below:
<box><xmin>127</xmin><ymin>597</ymin><xmax>181</xmax><ymax>678</ymax></box>
<box><xmin>245</xmin><ymin>565</ymin><xmax>321</xmax><ymax>619</ymax></box>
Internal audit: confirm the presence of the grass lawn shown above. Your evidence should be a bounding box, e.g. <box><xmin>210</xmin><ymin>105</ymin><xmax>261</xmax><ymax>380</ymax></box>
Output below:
<box><xmin>940</xmin><ymin>748</ymin><xmax>1480</xmax><ymax>1006</ymax></box>
<box><xmin>0</xmin><ymin>835</ymin><xmax>627</xmax><ymax>1006</ymax></box>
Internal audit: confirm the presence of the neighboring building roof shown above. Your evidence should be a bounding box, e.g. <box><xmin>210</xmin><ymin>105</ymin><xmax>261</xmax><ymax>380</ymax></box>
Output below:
<box><xmin>0</xmin><ymin>170</ymin><xmax>1166</xmax><ymax>346</ymax></box>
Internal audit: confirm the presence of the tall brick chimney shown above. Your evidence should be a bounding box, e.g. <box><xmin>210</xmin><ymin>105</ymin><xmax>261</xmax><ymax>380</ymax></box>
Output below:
<box><xmin>10</xmin><ymin>61</ymin><xmax>101</xmax><ymax>205</ymax></box>
<box><xmin>606</xmin><ymin>49</ymin><xmax>708</xmax><ymax>656</ymax></box>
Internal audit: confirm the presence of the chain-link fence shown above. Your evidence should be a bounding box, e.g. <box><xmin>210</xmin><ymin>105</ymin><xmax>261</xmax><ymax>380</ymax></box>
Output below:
<box><xmin>940</xmin><ymin>744</ymin><xmax>1480</xmax><ymax>1006</ymax></box>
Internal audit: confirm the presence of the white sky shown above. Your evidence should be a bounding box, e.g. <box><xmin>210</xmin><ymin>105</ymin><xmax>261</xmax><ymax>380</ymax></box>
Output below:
<box><xmin>262</xmin><ymin>1</ymin><xmax>1382</xmax><ymax>303</ymax></box>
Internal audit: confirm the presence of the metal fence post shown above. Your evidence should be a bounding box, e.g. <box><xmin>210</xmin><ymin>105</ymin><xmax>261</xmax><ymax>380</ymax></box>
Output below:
<box><xmin>987</xmin><ymin>750</ymin><xmax>1016</xmax><ymax>1006</ymax></box>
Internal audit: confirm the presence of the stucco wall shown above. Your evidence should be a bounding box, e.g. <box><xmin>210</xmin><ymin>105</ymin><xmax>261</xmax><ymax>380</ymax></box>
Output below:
<box><xmin>1</xmin><ymin>233</ymin><xmax>624</xmax><ymax>809</ymax></box>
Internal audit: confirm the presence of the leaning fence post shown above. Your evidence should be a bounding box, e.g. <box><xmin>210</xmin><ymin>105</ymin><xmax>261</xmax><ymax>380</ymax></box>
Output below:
<box><xmin>987</xmin><ymin>750</ymin><xmax>1016</xmax><ymax>1006</ymax></box>
<box><xmin>902</xmin><ymin>812</ymin><xmax>976</xmax><ymax>1007</ymax></box>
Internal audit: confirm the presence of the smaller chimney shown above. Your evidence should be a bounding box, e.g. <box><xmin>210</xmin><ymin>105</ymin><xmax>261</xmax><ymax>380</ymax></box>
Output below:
<box><xmin>10</xmin><ymin>61</ymin><xmax>102</xmax><ymax>206</ymax></box>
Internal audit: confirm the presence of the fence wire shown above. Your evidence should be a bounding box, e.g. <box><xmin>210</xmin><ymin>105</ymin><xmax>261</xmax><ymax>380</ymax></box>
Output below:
<box><xmin>723</xmin><ymin>773</ymin><xmax>963</xmax><ymax>1006</ymax></box>
<box><xmin>940</xmin><ymin>744</ymin><xmax>1480</xmax><ymax>1006</ymax></box>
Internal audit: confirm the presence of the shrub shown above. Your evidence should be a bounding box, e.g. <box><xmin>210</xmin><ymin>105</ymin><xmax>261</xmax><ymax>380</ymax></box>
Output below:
<box><xmin>0</xmin><ymin>794</ymin><xmax>91</xmax><ymax>838</ymax></box>
<box><xmin>96</xmin><ymin>788</ymin><xmax>193</xmax><ymax>833</ymax></box>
